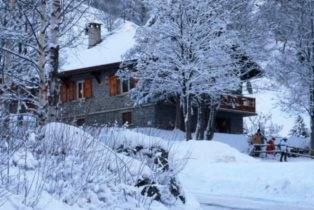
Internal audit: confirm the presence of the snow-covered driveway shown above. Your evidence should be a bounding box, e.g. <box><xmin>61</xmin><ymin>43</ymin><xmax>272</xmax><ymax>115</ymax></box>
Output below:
<box><xmin>174</xmin><ymin>141</ymin><xmax>314</xmax><ymax>210</ymax></box>
<box><xmin>199</xmin><ymin>194</ymin><xmax>313</xmax><ymax>210</ymax></box>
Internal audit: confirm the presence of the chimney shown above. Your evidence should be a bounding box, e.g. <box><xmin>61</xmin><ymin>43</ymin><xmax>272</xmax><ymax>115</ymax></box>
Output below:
<box><xmin>85</xmin><ymin>23</ymin><xmax>102</xmax><ymax>48</ymax></box>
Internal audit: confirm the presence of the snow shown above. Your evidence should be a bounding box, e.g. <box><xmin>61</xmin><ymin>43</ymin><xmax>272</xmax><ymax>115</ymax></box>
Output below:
<box><xmin>126</xmin><ymin>128</ymin><xmax>314</xmax><ymax>209</ymax></box>
<box><xmin>0</xmin><ymin>192</ymin><xmax>84</xmax><ymax>210</ymax></box>
<box><xmin>134</xmin><ymin>127</ymin><xmax>310</xmax><ymax>153</ymax></box>
<box><xmin>12</xmin><ymin>149</ymin><xmax>38</xmax><ymax>170</ymax></box>
<box><xmin>175</xmin><ymin>140</ymin><xmax>257</xmax><ymax>165</ymax></box>
<box><xmin>2</xmin><ymin>123</ymin><xmax>179</xmax><ymax>210</ymax></box>
<box><xmin>3</xmin><ymin>124</ymin><xmax>313</xmax><ymax>210</ymax></box>
<box><xmin>60</xmin><ymin>20</ymin><xmax>137</xmax><ymax>71</ymax></box>
<box><xmin>182</xmin><ymin>160</ymin><xmax>314</xmax><ymax>209</ymax></box>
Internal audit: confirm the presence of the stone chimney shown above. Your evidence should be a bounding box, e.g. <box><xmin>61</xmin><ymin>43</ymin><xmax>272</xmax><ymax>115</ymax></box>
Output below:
<box><xmin>85</xmin><ymin>23</ymin><xmax>102</xmax><ymax>48</ymax></box>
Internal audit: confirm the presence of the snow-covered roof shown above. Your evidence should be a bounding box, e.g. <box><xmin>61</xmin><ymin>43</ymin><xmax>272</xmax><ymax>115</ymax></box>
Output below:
<box><xmin>60</xmin><ymin>13</ymin><xmax>137</xmax><ymax>72</ymax></box>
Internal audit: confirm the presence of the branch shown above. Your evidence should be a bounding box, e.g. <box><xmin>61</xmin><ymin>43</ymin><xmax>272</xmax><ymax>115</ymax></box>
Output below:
<box><xmin>0</xmin><ymin>47</ymin><xmax>40</xmax><ymax>73</ymax></box>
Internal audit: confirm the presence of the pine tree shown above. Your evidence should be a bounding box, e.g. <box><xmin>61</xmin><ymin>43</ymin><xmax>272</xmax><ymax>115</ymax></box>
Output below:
<box><xmin>290</xmin><ymin>115</ymin><xmax>309</xmax><ymax>138</ymax></box>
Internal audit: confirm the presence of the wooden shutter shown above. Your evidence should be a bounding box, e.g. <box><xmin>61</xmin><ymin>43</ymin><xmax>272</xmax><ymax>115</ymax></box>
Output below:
<box><xmin>109</xmin><ymin>75</ymin><xmax>115</xmax><ymax>96</ymax></box>
<box><xmin>109</xmin><ymin>75</ymin><xmax>120</xmax><ymax>96</ymax></box>
<box><xmin>84</xmin><ymin>79</ymin><xmax>92</xmax><ymax>98</ymax></box>
<box><xmin>60</xmin><ymin>83</ymin><xmax>67</xmax><ymax>103</ymax></box>
<box><xmin>67</xmin><ymin>82</ymin><xmax>76</xmax><ymax>101</ymax></box>
<box><xmin>116</xmin><ymin>77</ymin><xmax>121</xmax><ymax>95</ymax></box>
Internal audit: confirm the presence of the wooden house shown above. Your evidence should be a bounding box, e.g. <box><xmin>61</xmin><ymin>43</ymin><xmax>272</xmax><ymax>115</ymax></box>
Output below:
<box><xmin>59</xmin><ymin>21</ymin><xmax>259</xmax><ymax>133</ymax></box>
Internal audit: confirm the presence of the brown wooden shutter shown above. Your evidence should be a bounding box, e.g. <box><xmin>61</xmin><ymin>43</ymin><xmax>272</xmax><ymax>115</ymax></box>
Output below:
<box><xmin>67</xmin><ymin>82</ymin><xmax>76</xmax><ymax>101</ymax></box>
<box><xmin>116</xmin><ymin>77</ymin><xmax>121</xmax><ymax>95</ymax></box>
<box><xmin>84</xmin><ymin>79</ymin><xmax>92</xmax><ymax>98</ymax></box>
<box><xmin>60</xmin><ymin>83</ymin><xmax>67</xmax><ymax>103</ymax></box>
<box><xmin>109</xmin><ymin>75</ymin><xmax>114</xmax><ymax>96</ymax></box>
<box><xmin>109</xmin><ymin>75</ymin><xmax>120</xmax><ymax>96</ymax></box>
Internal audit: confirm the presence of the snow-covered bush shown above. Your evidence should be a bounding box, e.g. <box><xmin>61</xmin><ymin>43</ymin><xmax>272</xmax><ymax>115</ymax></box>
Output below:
<box><xmin>1</xmin><ymin>122</ymin><xmax>177</xmax><ymax>209</ymax></box>
<box><xmin>0</xmin><ymin>116</ymin><xmax>42</xmax><ymax>207</ymax></box>
<box><xmin>38</xmin><ymin>123</ymin><xmax>156</xmax><ymax>209</ymax></box>
<box><xmin>0</xmin><ymin>122</ymin><xmax>191</xmax><ymax>209</ymax></box>
<box><xmin>93</xmin><ymin>126</ymin><xmax>188</xmax><ymax>206</ymax></box>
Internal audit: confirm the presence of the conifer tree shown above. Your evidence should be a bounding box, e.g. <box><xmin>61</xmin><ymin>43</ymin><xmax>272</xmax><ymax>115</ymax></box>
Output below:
<box><xmin>290</xmin><ymin>115</ymin><xmax>309</xmax><ymax>138</ymax></box>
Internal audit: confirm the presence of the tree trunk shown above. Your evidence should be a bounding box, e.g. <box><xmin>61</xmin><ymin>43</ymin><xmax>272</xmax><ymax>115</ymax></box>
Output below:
<box><xmin>310</xmin><ymin>13</ymin><xmax>314</xmax><ymax>155</ymax></box>
<box><xmin>43</xmin><ymin>0</ymin><xmax>61</xmax><ymax>123</ymax></box>
<box><xmin>175</xmin><ymin>99</ymin><xmax>184</xmax><ymax>131</ymax></box>
<box><xmin>310</xmin><ymin>65</ymin><xmax>314</xmax><ymax>155</ymax></box>
<box><xmin>183</xmin><ymin>95</ymin><xmax>192</xmax><ymax>140</ymax></box>
<box><xmin>195</xmin><ymin>101</ymin><xmax>206</xmax><ymax>140</ymax></box>
<box><xmin>205</xmin><ymin>104</ymin><xmax>217</xmax><ymax>141</ymax></box>
<box><xmin>311</xmin><ymin>113</ymin><xmax>314</xmax><ymax>155</ymax></box>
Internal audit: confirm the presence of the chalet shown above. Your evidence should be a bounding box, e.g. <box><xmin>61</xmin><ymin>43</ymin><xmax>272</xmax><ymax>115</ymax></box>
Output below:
<box><xmin>59</xmin><ymin>21</ymin><xmax>259</xmax><ymax>134</ymax></box>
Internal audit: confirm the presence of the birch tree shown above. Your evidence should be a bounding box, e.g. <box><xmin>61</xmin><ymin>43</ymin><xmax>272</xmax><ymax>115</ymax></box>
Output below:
<box><xmin>0</xmin><ymin>0</ymin><xmax>90</xmax><ymax>125</ymax></box>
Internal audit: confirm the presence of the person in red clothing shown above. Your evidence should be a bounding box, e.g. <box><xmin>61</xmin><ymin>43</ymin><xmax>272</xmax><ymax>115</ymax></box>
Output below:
<box><xmin>266</xmin><ymin>137</ymin><xmax>276</xmax><ymax>156</ymax></box>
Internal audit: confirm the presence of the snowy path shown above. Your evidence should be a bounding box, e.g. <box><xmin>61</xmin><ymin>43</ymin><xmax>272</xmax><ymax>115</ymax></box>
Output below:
<box><xmin>188</xmin><ymin>161</ymin><xmax>314</xmax><ymax>210</ymax></box>
<box><xmin>199</xmin><ymin>194</ymin><xmax>314</xmax><ymax>210</ymax></box>
<box><xmin>174</xmin><ymin>141</ymin><xmax>314</xmax><ymax>210</ymax></box>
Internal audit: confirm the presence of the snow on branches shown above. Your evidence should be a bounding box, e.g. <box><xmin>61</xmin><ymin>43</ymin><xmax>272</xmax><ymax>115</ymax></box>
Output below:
<box><xmin>124</xmin><ymin>0</ymin><xmax>243</xmax><ymax>140</ymax></box>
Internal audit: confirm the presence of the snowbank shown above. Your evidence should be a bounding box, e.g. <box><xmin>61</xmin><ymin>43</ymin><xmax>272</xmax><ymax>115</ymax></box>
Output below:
<box><xmin>0</xmin><ymin>192</ymin><xmax>84</xmax><ymax>210</ymax></box>
<box><xmin>174</xmin><ymin>140</ymin><xmax>257</xmax><ymax>165</ymax></box>
<box><xmin>172</xmin><ymin>138</ymin><xmax>314</xmax><ymax>208</ymax></box>
<box><xmin>134</xmin><ymin>127</ymin><xmax>251</xmax><ymax>152</ymax></box>
<box><xmin>134</xmin><ymin>127</ymin><xmax>310</xmax><ymax>153</ymax></box>
<box><xmin>129</xmin><ymin>128</ymin><xmax>314</xmax><ymax>208</ymax></box>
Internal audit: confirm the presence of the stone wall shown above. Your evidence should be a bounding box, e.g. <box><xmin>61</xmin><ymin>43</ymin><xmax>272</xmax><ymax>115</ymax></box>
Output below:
<box><xmin>59</xmin><ymin>69</ymin><xmax>245</xmax><ymax>133</ymax></box>
<box><xmin>59</xmin><ymin>70</ymin><xmax>156</xmax><ymax>127</ymax></box>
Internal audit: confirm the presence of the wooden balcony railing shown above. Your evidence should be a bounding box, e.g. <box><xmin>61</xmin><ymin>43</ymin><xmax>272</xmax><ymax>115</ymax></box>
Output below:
<box><xmin>220</xmin><ymin>95</ymin><xmax>256</xmax><ymax>113</ymax></box>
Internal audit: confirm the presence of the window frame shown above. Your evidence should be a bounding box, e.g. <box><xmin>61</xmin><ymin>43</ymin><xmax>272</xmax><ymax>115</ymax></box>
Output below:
<box><xmin>77</xmin><ymin>80</ymin><xmax>84</xmax><ymax>99</ymax></box>
<box><xmin>121</xmin><ymin>79</ymin><xmax>130</xmax><ymax>94</ymax></box>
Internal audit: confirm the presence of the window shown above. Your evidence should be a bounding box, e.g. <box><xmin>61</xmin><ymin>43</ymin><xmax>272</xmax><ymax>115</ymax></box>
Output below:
<box><xmin>76</xmin><ymin>118</ymin><xmax>86</xmax><ymax>126</ymax></box>
<box><xmin>122</xmin><ymin>78</ymin><xmax>138</xmax><ymax>93</ymax></box>
<box><xmin>77</xmin><ymin>81</ymin><xmax>84</xmax><ymax>99</ymax></box>
<box><xmin>108</xmin><ymin>75</ymin><xmax>137</xmax><ymax>96</ymax></box>
<box><xmin>122</xmin><ymin>112</ymin><xmax>132</xmax><ymax>125</ymax></box>
<box><xmin>60</xmin><ymin>79</ymin><xmax>92</xmax><ymax>103</ymax></box>
<box><xmin>122</xmin><ymin>79</ymin><xmax>130</xmax><ymax>93</ymax></box>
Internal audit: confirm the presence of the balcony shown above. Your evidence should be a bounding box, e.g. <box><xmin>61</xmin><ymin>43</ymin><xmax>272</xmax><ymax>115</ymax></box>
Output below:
<box><xmin>220</xmin><ymin>95</ymin><xmax>256</xmax><ymax>115</ymax></box>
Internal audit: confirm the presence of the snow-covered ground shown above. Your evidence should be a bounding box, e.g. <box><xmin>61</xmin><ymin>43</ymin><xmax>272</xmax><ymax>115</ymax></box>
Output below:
<box><xmin>134</xmin><ymin>127</ymin><xmax>310</xmax><ymax>153</ymax></box>
<box><xmin>131</xmin><ymin>128</ymin><xmax>314</xmax><ymax>210</ymax></box>
<box><xmin>2</xmin><ymin>125</ymin><xmax>313</xmax><ymax>210</ymax></box>
<box><xmin>175</xmin><ymin>141</ymin><xmax>314</xmax><ymax>210</ymax></box>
